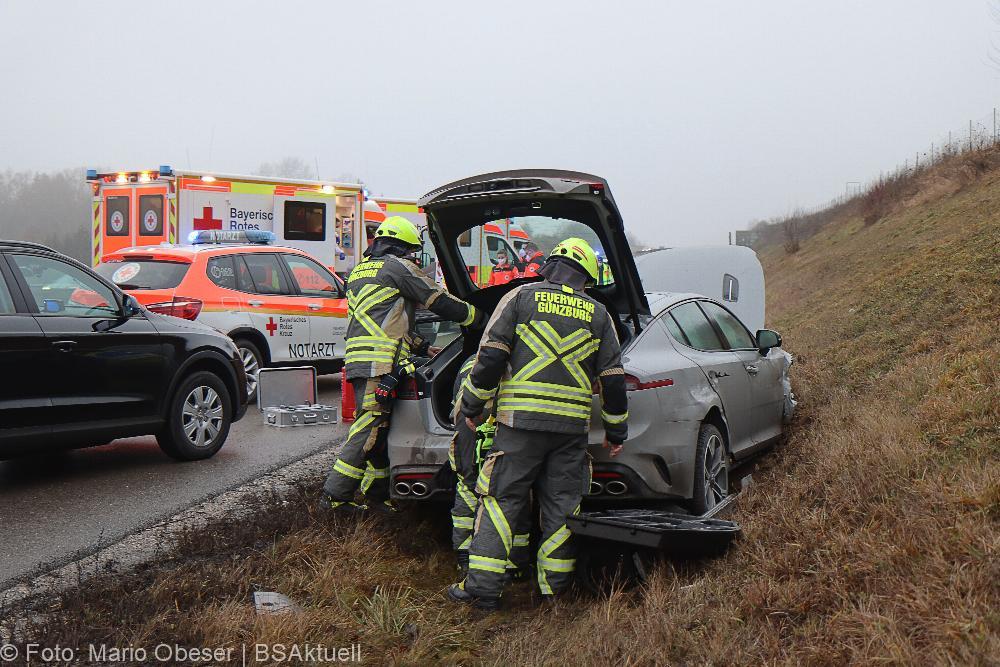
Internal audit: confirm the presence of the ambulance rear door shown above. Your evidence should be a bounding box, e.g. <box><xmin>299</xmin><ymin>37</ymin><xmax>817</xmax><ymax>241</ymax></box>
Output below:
<box><xmin>135</xmin><ymin>183</ymin><xmax>169</xmax><ymax>246</ymax></box>
<box><xmin>100</xmin><ymin>181</ymin><xmax>171</xmax><ymax>261</ymax></box>
<box><xmin>100</xmin><ymin>185</ymin><xmax>134</xmax><ymax>258</ymax></box>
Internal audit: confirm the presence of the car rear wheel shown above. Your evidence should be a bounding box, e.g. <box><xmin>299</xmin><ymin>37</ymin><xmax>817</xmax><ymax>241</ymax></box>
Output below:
<box><xmin>157</xmin><ymin>371</ymin><xmax>232</xmax><ymax>461</ymax></box>
<box><xmin>689</xmin><ymin>423</ymin><xmax>728</xmax><ymax>516</ymax></box>
<box><xmin>234</xmin><ymin>339</ymin><xmax>263</xmax><ymax>401</ymax></box>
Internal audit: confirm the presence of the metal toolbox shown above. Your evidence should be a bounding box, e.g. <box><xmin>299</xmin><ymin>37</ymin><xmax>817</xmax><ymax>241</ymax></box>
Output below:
<box><xmin>257</xmin><ymin>367</ymin><xmax>337</xmax><ymax>427</ymax></box>
<box><xmin>263</xmin><ymin>404</ymin><xmax>337</xmax><ymax>427</ymax></box>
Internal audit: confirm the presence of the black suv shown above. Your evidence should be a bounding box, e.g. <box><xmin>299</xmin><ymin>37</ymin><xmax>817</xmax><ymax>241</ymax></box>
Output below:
<box><xmin>0</xmin><ymin>241</ymin><xmax>248</xmax><ymax>461</ymax></box>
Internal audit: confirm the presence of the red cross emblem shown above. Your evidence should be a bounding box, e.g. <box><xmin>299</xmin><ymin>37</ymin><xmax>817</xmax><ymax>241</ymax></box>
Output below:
<box><xmin>265</xmin><ymin>317</ymin><xmax>278</xmax><ymax>336</ymax></box>
<box><xmin>192</xmin><ymin>206</ymin><xmax>222</xmax><ymax>230</ymax></box>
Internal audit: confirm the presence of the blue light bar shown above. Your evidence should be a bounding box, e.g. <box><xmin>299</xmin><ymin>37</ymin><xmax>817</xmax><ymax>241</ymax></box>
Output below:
<box><xmin>86</xmin><ymin>169</ymin><xmax>97</xmax><ymax>179</ymax></box>
<box><xmin>187</xmin><ymin>230</ymin><xmax>275</xmax><ymax>245</ymax></box>
<box><xmin>159</xmin><ymin>165</ymin><xmax>172</xmax><ymax>176</ymax></box>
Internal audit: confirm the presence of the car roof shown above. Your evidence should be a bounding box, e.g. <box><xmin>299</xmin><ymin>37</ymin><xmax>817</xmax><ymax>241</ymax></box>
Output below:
<box><xmin>0</xmin><ymin>240</ymin><xmax>57</xmax><ymax>254</ymax></box>
<box><xmin>105</xmin><ymin>243</ymin><xmax>309</xmax><ymax>262</ymax></box>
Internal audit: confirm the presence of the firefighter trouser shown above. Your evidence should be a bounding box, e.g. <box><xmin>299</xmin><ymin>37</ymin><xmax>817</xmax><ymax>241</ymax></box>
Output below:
<box><xmin>465</xmin><ymin>424</ymin><xmax>589</xmax><ymax>599</ymax></box>
<box><xmin>323</xmin><ymin>377</ymin><xmax>391</xmax><ymax>505</ymax></box>
<box><xmin>449</xmin><ymin>420</ymin><xmax>530</xmax><ymax>568</ymax></box>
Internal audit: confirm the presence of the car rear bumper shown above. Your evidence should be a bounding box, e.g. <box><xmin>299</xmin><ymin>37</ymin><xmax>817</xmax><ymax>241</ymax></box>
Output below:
<box><xmin>387</xmin><ymin>394</ymin><xmax>703</xmax><ymax>502</ymax></box>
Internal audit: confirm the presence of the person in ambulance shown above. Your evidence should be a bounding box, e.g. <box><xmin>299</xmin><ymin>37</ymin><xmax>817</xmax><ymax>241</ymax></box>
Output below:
<box><xmin>96</xmin><ymin>230</ymin><xmax>348</xmax><ymax>400</ymax></box>
<box><xmin>519</xmin><ymin>242</ymin><xmax>546</xmax><ymax>278</ymax></box>
<box><xmin>486</xmin><ymin>248</ymin><xmax>518</xmax><ymax>286</ymax></box>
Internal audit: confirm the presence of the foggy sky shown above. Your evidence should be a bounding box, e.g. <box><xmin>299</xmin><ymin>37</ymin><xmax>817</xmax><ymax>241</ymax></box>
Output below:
<box><xmin>0</xmin><ymin>1</ymin><xmax>996</xmax><ymax>246</ymax></box>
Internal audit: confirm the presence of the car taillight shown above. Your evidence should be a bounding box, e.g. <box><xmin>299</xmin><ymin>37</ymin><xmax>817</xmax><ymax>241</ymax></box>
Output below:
<box><xmin>624</xmin><ymin>374</ymin><xmax>673</xmax><ymax>391</ymax></box>
<box><xmin>146</xmin><ymin>297</ymin><xmax>203</xmax><ymax>320</ymax></box>
<box><xmin>396</xmin><ymin>376</ymin><xmax>420</xmax><ymax>400</ymax></box>
<box><xmin>395</xmin><ymin>472</ymin><xmax>434</xmax><ymax>481</ymax></box>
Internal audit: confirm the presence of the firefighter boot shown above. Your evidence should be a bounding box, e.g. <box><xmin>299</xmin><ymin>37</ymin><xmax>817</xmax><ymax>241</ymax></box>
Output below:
<box><xmin>446</xmin><ymin>582</ymin><xmax>499</xmax><ymax>612</ymax></box>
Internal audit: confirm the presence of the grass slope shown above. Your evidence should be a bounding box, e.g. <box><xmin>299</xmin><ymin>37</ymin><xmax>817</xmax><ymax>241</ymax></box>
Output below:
<box><xmin>9</xmin><ymin>162</ymin><xmax>999</xmax><ymax>666</ymax></box>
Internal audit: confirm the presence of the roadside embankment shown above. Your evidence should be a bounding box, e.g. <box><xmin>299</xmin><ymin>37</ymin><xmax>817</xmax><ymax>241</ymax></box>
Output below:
<box><xmin>4</xmin><ymin>157</ymin><xmax>998</xmax><ymax>665</ymax></box>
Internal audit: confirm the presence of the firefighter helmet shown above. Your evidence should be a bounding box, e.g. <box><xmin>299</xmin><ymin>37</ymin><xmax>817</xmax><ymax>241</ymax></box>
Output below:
<box><xmin>549</xmin><ymin>237</ymin><xmax>600</xmax><ymax>282</ymax></box>
<box><xmin>374</xmin><ymin>216</ymin><xmax>421</xmax><ymax>247</ymax></box>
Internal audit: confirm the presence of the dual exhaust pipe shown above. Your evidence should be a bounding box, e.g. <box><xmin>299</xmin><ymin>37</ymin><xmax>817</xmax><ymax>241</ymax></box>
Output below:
<box><xmin>589</xmin><ymin>479</ymin><xmax>628</xmax><ymax>496</ymax></box>
<box><xmin>394</xmin><ymin>480</ymin><xmax>430</xmax><ymax>497</ymax></box>
<box><xmin>397</xmin><ymin>478</ymin><xmax>626</xmax><ymax>498</ymax></box>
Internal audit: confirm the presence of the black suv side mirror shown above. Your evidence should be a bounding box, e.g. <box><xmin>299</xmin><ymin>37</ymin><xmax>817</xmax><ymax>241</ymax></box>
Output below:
<box><xmin>122</xmin><ymin>294</ymin><xmax>145</xmax><ymax>318</ymax></box>
<box><xmin>755</xmin><ymin>329</ymin><xmax>782</xmax><ymax>355</ymax></box>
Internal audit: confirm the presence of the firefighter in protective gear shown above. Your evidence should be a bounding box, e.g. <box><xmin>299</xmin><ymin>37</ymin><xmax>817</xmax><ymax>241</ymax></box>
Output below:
<box><xmin>449</xmin><ymin>358</ymin><xmax>530</xmax><ymax>575</ymax></box>
<box><xmin>447</xmin><ymin>237</ymin><xmax>628</xmax><ymax>610</ymax></box>
<box><xmin>322</xmin><ymin>216</ymin><xmax>480</xmax><ymax>513</ymax></box>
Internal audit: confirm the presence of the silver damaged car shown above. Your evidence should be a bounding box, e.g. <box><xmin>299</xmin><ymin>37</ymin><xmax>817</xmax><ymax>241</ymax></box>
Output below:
<box><xmin>387</xmin><ymin>170</ymin><xmax>793</xmax><ymax>513</ymax></box>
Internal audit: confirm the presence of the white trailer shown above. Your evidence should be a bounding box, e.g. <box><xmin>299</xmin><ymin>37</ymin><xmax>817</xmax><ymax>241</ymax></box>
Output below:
<box><xmin>635</xmin><ymin>245</ymin><xmax>766</xmax><ymax>332</ymax></box>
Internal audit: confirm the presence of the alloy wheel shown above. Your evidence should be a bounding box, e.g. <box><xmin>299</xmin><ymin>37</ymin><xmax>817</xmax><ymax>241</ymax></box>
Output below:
<box><xmin>702</xmin><ymin>433</ymin><xmax>729</xmax><ymax>511</ymax></box>
<box><xmin>181</xmin><ymin>385</ymin><xmax>224</xmax><ymax>448</ymax></box>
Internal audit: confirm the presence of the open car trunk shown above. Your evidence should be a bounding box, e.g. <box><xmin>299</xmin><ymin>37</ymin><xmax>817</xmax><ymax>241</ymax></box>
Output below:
<box><xmin>422</xmin><ymin>169</ymin><xmax>650</xmax><ymax>327</ymax></box>
<box><xmin>387</xmin><ymin>170</ymin><xmax>651</xmax><ymax>500</ymax></box>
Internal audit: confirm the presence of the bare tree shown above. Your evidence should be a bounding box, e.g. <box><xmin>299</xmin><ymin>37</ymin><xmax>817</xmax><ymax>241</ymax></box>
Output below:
<box><xmin>0</xmin><ymin>169</ymin><xmax>91</xmax><ymax>261</ymax></box>
<box><xmin>625</xmin><ymin>229</ymin><xmax>648</xmax><ymax>253</ymax></box>
<box><xmin>256</xmin><ymin>157</ymin><xmax>315</xmax><ymax>180</ymax></box>
<box><xmin>989</xmin><ymin>1</ymin><xmax>1000</xmax><ymax>71</ymax></box>
<box><xmin>782</xmin><ymin>211</ymin><xmax>801</xmax><ymax>254</ymax></box>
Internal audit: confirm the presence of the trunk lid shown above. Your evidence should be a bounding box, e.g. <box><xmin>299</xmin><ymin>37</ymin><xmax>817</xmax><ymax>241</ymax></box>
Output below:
<box><xmin>418</xmin><ymin>170</ymin><xmax>650</xmax><ymax>330</ymax></box>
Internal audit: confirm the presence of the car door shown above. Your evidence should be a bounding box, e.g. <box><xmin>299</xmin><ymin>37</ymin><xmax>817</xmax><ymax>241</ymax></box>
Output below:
<box><xmin>7</xmin><ymin>252</ymin><xmax>166</xmax><ymax>428</ymax></box>
<box><xmin>0</xmin><ymin>255</ymin><xmax>51</xmax><ymax>440</ymax></box>
<box><xmin>662</xmin><ymin>301</ymin><xmax>756</xmax><ymax>454</ymax></box>
<box><xmin>279</xmin><ymin>252</ymin><xmax>348</xmax><ymax>360</ymax></box>
<box><xmin>233</xmin><ymin>253</ymin><xmax>310</xmax><ymax>364</ymax></box>
<box><xmin>699</xmin><ymin>300</ymin><xmax>785</xmax><ymax>446</ymax></box>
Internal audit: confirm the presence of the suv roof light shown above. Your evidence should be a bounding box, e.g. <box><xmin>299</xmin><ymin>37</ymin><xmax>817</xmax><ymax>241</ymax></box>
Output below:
<box><xmin>187</xmin><ymin>230</ymin><xmax>275</xmax><ymax>246</ymax></box>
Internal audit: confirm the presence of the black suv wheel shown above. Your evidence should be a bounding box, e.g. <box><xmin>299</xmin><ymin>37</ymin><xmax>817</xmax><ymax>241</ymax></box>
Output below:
<box><xmin>157</xmin><ymin>371</ymin><xmax>233</xmax><ymax>461</ymax></box>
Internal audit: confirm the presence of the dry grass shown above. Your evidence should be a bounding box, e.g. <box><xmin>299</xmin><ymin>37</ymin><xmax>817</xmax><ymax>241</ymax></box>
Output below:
<box><xmin>6</xmin><ymin>157</ymin><xmax>1000</xmax><ymax>665</ymax></box>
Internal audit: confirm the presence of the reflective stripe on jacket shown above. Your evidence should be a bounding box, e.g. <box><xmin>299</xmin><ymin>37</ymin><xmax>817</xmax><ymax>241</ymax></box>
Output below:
<box><xmin>461</xmin><ymin>279</ymin><xmax>628</xmax><ymax>440</ymax></box>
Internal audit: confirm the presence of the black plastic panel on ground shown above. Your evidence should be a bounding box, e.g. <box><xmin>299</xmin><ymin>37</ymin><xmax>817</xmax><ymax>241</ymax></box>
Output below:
<box><xmin>567</xmin><ymin>508</ymin><xmax>740</xmax><ymax>556</ymax></box>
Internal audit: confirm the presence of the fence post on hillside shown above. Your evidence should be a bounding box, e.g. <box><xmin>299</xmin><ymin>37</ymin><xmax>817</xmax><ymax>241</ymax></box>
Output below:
<box><xmin>994</xmin><ymin>108</ymin><xmax>997</xmax><ymax>144</ymax></box>
<box><xmin>970</xmin><ymin>120</ymin><xmax>973</xmax><ymax>151</ymax></box>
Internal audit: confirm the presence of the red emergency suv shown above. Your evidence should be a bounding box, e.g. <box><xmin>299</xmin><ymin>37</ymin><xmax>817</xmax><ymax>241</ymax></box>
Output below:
<box><xmin>96</xmin><ymin>230</ymin><xmax>348</xmax><ymax>398</ymax></box>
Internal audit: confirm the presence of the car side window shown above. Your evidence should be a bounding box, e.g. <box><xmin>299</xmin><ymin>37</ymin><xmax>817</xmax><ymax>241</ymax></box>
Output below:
<box><xmin>722</xmin><ymin>273</ymin><xmax>739</xmax><ymax>302</ymax></box>
<box><xmin>0</xmin><ymin>273</ymin><xmax>15</xmax><ymax>314</ymax></box>
<box><xmin>668</xmin><ymin>301</ymin><xmax>725</xmax><ymax>351</ymax></box>
<box><xmin>9</xmin><ymin>254</ymin><xmax>119</xmax><ymax>317</ymax></box>
<box><xmin>699</xmin><ymin>301</ymin><xmax>756</xmax><ymax>349</ymax></box>
<box><xmin>662</xmin><ymin>312</ymin><xmax>689</xmax><ymax>346</ymax></box>
<box><xmin>232</xmin><ymin>256</ymin><xmax>255</xmax><ymax>293</ymax></box>
<box><xmin>284</xmin><ymin>200</ymin><xmax>326</xmax><ymax>241</ymax></box>
<box><xmin>206</xmin><ymin>255</ymin><xmax>238</xmax><ymax>290</ymax></box>
<box><xmin>239</xmin><ymin>254</ymin><xmax>291</xmax><ymax>295</ymax></box>
<box><xmin>283</xmin><ymin>254</ymin><xmax>339</xmax><ymax>298</ymax></box>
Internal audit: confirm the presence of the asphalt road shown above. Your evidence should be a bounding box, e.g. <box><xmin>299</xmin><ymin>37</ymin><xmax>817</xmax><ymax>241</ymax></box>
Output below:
<box><xmin>0</xmin><ymin>377</ymin><xmax>346</xmax><ymax>591</ymax></box>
